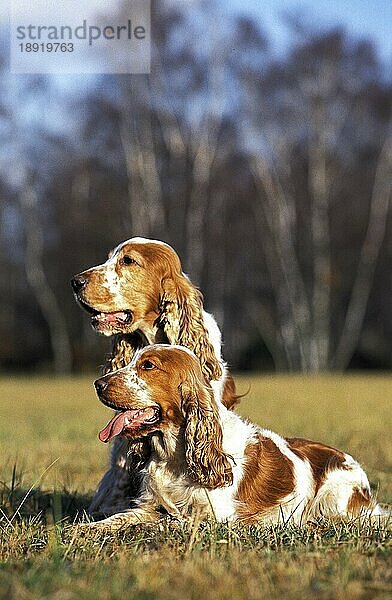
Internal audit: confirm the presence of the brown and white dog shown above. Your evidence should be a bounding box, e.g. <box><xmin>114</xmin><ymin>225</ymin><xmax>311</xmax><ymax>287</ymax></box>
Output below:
<box><xmin>71</xmin><ymin>237</ymin><xmax>237</xmax><ymax>516</ymax></box>
<box><xmin>91</xmin><ymin>345</ymin><xmax>387</xmax><ymax>530</ymax></box>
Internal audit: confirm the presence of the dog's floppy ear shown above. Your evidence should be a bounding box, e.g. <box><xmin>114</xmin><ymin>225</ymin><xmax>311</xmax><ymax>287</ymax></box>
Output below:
<box><xmin>180</xmin><ymin>372</ymin><xmax>233</xmax><ymax>489</ymax></box>
<box><xmin>159</xmin><ymin>274</ymin><xmax>223</xmax><ymax>383</ymax></box>
<box><xmin>104</xmin><ymin>334</ymin><xmax>139</xmax><ymax>373</ymax></box>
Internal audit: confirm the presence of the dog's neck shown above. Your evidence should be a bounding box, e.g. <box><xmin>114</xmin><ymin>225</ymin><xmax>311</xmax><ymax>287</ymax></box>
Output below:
<box><xmin>129</xmin><ymin>321</ymin><xmax>170</xmax><ymax>351</ymax></box>
<box><xmin>148</xmin><ymin>429</ymin><xmax>187</xmax><ymax>477</ymax></box>
<box><xmin>138</xmin><ymin>321</ymin><xmax>169</xmax><ymax>345</ymax></box>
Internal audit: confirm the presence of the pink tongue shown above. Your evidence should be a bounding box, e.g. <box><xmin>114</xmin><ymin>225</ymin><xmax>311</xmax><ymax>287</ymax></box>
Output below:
<box><xmin>98</xmin><ymin>407</ymin><xmax>158</xmax><ymax>443</ymax></box>
<box><xmin>98</xmin><ymin>411</ymin><xmax>133</xmax><ymax>443</ymax></box>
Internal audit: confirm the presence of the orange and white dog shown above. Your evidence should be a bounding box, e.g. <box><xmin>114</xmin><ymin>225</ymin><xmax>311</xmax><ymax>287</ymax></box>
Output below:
<box><xmin>71</xmin><ymin>237</ymin><xmax>238</xmax><ymax>516</ymax></box>
<box><xmin>91</xmin><ymin>345</ymin><xmax>387</xmax><ymax>529</ymax></box>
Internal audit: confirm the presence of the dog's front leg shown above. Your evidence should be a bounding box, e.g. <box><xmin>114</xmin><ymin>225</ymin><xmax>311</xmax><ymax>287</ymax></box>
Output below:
<box><xmin>88</xmin><ymin>437</ymin><xmax>148</xmax><ymax>516</ymax></box>
<box><xmin>83</xmin><ymin>505</ymin><xmax>161</xmax><ymax>530</ymax></box>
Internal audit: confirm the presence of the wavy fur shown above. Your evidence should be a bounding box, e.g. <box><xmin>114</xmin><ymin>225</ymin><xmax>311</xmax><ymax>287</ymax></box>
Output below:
<box><xmin>180</xmin><ymin>376</ymin><xmax>232</xmax><ymax>488</ymax></box>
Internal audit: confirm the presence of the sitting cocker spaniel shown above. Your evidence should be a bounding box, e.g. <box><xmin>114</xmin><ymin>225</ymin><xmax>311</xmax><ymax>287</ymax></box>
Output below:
<box><xmin>71</xmin><ymin>237</ymin><xmax>238</xmax><ymax>516</ymax></box>
<box><xmin>90</xmin><ymin>345</ymin><xmax>387</xmax><ymax>530</ymax></box>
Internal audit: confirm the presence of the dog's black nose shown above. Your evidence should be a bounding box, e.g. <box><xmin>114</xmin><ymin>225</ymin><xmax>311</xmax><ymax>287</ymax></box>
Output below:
<box><xmin>71</xmin><ymin>274</ymin><xmax>87</xmax><ymax>292</ymax></box>
<box><xmin>94</xmin><ymin>378</ymin><xmax>108</xmax><ymax>396</ymax></box>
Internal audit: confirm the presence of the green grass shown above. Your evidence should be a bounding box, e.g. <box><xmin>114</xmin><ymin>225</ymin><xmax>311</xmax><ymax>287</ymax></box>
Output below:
<box><xmin>0</xmin><ymin>374</ymin><xmax>391</xmax><ymax>599</ymax></box>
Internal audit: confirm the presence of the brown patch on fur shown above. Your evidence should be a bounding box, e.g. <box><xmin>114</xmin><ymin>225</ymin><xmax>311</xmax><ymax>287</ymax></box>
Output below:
<box><xmin>288</xmin><ymin>438</ymin><xmax>348</xmax><ymax>494</ymax></box>
<box><xmin>347</xmin><ymin>487</ymin><xmax>372</xmax><ymax>516</ymax></box>
<box><xmin>235</xmin><ymin>436</ymin><xmax>295</xmax><ymax>523</ymax></box>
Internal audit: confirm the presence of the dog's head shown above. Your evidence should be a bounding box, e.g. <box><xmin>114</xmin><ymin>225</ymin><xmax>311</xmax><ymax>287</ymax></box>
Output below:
<box><xmin>71</xmin><ymin>237</ymin><xmax>180</xmax><ymax>336</ymax></box>
<box><xmin>94</xmin><ymin>345</ymin><xmax>233</xmax><ymax>489</ymax></box>
<box><xmin>71</xmin><ymin>237</ymin><xmax>223</xmax><ymax>382</ymax></box>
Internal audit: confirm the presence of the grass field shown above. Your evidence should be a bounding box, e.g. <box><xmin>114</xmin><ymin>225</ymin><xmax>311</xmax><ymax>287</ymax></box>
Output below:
<box><xmin>0</xmin><ymin>374</ymin><xmax>391</xmax><ymax>599</ymax></box>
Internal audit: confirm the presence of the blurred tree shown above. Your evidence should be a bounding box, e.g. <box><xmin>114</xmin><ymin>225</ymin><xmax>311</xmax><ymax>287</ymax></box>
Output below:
<box><xmin>19</xmin><ymin>178</ymin><xmax>72</xmax><ymax>373</ymax></box>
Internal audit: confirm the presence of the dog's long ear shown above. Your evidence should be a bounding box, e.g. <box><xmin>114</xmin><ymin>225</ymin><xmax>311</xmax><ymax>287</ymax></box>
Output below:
<box><xmin>159</xmin><ymin>274</ymin><xmax>223</xmax><ymax>382</ymax></box>
<box><xmin>180</xmin><ymin>373</ymin><xmax>233</xmax><ymax>489</ymax></box>
<box><xmin>104</xmin><ymin>334</ymin><xmax>139</xmax><ymax>374</ymax></box>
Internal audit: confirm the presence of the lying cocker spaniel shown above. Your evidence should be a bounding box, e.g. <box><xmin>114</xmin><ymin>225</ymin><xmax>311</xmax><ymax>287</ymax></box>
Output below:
<box><xmin>91</xmin><ymin>345</ymin><xmax>387</xmax><ymax>529</ymax></box>
<box><xmin>71</xmin><ymin>237</ymin><xmax>237</xmax><ymax>516</ymax></box>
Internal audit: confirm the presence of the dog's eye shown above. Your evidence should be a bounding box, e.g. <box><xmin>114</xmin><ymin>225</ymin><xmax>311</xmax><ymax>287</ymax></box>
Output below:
<box><xmin>140</xmin><ymin>360</ymin><xmax>156</xmax><ymax>370</ymax></box>
<box><xmin>120</xmin><ymin>255</ymin><xmax>137</xmax><ymax>266</ymax></box>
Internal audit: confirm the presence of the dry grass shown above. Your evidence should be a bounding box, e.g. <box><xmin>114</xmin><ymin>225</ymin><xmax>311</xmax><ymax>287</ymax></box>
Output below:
<box><xmin>0</xmin><ymin>374</ymin><xmax>391</xmax><ymax>599</ymax></box>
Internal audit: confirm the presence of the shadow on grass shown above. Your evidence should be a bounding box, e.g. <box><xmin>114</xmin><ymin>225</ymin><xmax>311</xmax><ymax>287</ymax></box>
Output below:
<box><xmin>0</xmin><ymin>482</ymin><xmax>92</xmax><ymax>525</ymax></box>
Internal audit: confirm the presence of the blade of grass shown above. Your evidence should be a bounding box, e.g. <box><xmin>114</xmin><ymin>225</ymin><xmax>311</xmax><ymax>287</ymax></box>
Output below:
<box><xmin>9</xmin><ymin>458</ymin><xmax>60</xmax><ymax>525</ymax></box>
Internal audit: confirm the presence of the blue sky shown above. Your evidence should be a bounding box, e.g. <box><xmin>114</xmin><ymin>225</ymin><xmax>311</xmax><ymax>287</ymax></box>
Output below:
<box><xmin>224</xmin><ymin>0</ymin><xmax>392</xmax><ymax>66</ymax></box>
<box><xmin>2</xmin><ymin>1</ymin><xmax>391</xmax><ymax>67</ymax></box>
<box><xmin>1</xmin><ymin>0</ymin><xmax>390</xmax><ymax>80</ymax></box>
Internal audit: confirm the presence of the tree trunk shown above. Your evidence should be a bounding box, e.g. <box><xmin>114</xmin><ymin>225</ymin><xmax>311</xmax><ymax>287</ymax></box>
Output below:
<box><xmin>20</xmin><ymin>184</ymin><xmax>73</xmax><ymax>373</ymax></box>
<box><xmin>309</xmin><ymin>99</ymin><xmax>331</xmax><ymax>370</ymax></box>
<box><xmin>250</xmin><ymin>154</ymin><xmax>313</xmax><ymax>370</ymax></box>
